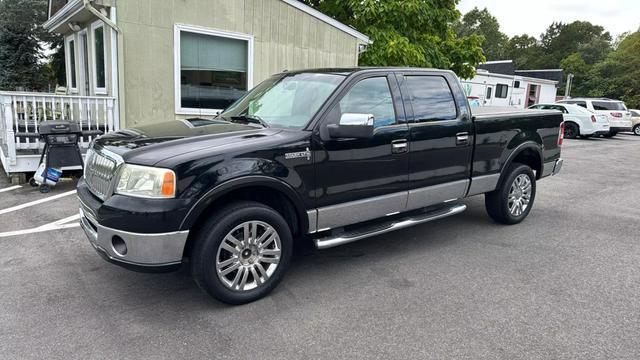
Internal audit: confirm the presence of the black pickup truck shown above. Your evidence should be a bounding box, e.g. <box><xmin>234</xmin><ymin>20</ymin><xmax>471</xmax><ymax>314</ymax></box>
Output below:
<box><xmin>78</xmin><ymin>68</ymin><xmax>564</xmax><ymax>304</ymax></box>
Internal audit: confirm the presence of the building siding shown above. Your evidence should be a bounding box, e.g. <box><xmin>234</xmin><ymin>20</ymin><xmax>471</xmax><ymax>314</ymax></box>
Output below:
<box><xmin>116</xmin><ymin>0</ymin><xmax>362</xmax><ymax>126</ymax></box>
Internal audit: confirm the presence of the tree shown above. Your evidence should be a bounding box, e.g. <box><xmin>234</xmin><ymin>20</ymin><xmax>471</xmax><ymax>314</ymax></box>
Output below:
<box><xmin>454</xmin><ymin>7</ymin><xmax>508</xmax><ymax>61</ymax></box>
<box><xmin>300</xmin><ymin>0</ymin><xmax>485</xmax><ymax>79</ymax></box>
<box><xmin>585</xmin><ymin>31</ymin><xmax>640</xmax><ymax>108</ymax></box>
<box><xmin>539</xmin><ymin>21</ymin><xmax>612</xmax><ymax>68</ymax></box>
<box><xmin>560</xmin><ymin>53</ymin><xmax>589</xmax><ymax>96</ymax></box>
<box><xmin>0</xmin><ymin>0</ymin><xmax>60</xmax><ymax>91</ymax></box>
<box><xmin>504</xmin><ymin>34</ymin><xmax>545</xmax><ymax>69</ymax></box>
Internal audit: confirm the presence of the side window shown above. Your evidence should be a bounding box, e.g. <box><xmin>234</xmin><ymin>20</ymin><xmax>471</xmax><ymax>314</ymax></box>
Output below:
<box><xmin>486</xmin><ymin>87</ymin><xmax>492</xmax><ymax>100</ymax></box>
<box><xmin>496</xmin><ymin>84</ymin><xmax>509</xmax><ymax>98</ymax></box>
<box><xmin>338</xmin><ymin>77</ymin><xmax>396</xmax><ymax>128</ymax></box>
<box><xmin>405</xmin><ymin>76</ymin><xmax>457</xmax><ymax>122</ymax></box>
<box><xmin>574</xmin><ymin>101</ymin><xmax>587</xmax><ymax>108</ymax></box>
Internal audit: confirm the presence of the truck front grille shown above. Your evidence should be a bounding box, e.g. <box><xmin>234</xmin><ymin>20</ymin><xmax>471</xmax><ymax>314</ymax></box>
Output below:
<box><xmin>84</xmin><ymin>148</ymin><xmax>117</xmax><ymax>200</ymax></box>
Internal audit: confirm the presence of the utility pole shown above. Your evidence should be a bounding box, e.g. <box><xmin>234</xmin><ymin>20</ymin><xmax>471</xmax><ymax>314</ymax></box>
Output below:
<box><xmin>564</xmin><ymin>74</ymin><xmax>574</xmax><ymax>99</ymax></box>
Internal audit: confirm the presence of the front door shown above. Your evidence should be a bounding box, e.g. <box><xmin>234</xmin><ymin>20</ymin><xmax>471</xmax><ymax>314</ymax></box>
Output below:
<box><xmin>396</xmin><ymin>72</ymin><xmax>473</xmax><ymax>211</ymax></box>
<box><xmin>313</xmin><ymin>72</ymin><xmax>409</xmax><ymax>231</ymax></box>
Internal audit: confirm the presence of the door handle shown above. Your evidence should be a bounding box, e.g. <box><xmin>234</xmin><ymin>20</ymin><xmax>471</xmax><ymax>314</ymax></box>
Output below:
<box><xmin>456</xmin><ymin>132</ymin><xmax>470</xmax><ymax>146</ymax></box>
<box><xmin>391</xmin><ymin>139</ymin><xmax>408</xmax><ymax>154</ymax></box>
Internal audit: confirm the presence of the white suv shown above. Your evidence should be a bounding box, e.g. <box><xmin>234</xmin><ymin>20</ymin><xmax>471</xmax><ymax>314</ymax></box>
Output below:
<box><xmin>558</xmin><ymin>98</ymin><xmax>632</xmax><ymax>137</ymax></box>
<box><xmin>528</xmin><ymin>103</ymin><xmax>609</xmax><ymax>138</ymax></box>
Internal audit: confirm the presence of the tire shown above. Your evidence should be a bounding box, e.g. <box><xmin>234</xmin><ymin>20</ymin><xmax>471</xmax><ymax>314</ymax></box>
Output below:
<box><xmin>191</xmin><ymin>201</ymin><xmax>293</xmax><ymax>305</ymax></box>
<box><xmin>633</xmin><ymin>125</ymin><xmax>640</xmax><ymax>136</ymax></box>
<box><xmin>485</xmin><ymin>163</ymin><xmax>536</xmax><ymax>225</ymax></box>
<box><xmin>29</xmin><ymin>178</ymin><xmax>38</xmax><ymax>187</ymax></box>
<box><xmin>564</xmin><ymin>122</ymin><xmax>579</xmax><ymax>139</ymax></box>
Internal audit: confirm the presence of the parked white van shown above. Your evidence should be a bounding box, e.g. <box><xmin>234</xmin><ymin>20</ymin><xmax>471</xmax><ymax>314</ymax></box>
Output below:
<box><xmin>557</xmin><ymin>98</ymin><xmax>632</xmax><ymax>137</ymax></box>
<box><xmin>528</xmin><ymin>103</ymin><xmax>609</xmax><ymax>139</ymax></box>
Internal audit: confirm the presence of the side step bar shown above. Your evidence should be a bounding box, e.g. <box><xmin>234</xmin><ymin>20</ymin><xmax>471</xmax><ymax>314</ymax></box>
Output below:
<box><xmin>314</xmin><ymin>203</ymin><xmax>467</xmax><ymax>250</ymax></box>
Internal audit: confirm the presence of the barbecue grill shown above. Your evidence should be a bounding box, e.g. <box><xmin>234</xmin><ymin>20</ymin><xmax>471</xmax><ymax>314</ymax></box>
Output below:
<box><xmin>21</xmin><ymin>120</ymin><xmax>102</xmax><ymax>193</ymax></box>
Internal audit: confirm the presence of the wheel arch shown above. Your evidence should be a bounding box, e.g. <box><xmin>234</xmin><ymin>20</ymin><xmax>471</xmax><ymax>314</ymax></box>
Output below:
<box><xmin>500</xmin><ymin>142</ymin><xmax>544</xmax><ymax>182</ymax></box>
<box><xmin>180</xmin><ymin>176</ymin><xmax>309</xmax><ymax>257</ymax></box>
<box><xmin>563</xmin><ymin>120</ymin><xmax>581</xmax><ymax>135</ymax></box>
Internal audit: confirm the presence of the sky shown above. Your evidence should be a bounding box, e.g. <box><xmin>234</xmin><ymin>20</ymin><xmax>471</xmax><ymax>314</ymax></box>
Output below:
<box><xmin>457</xmin><ymin>0</ymin><xmax>640</xmax><ymax>38</ymax></box>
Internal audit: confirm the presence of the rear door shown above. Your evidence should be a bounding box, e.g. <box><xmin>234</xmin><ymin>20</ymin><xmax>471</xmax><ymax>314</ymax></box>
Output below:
<box><xmin>396</xmin><ymin>72</ymin><xmax>473</xmax><ymax>211</ymax></box>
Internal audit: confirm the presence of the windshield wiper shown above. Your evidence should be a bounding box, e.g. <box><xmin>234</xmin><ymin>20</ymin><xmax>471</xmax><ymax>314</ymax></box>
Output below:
<box><xmin>228</xmin><ymin>114</ymin><xmax>270</xmax><ymax>128</ymax></box>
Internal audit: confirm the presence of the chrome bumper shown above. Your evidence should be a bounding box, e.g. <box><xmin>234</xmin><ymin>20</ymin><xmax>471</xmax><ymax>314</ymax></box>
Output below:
<box><xmin>541</xmin><ymin>158</ymin><xmax>563</xmax><ymax>178</ymax></box>
<box><xmin>79</xmin><ymin>207</ymin><xmax>189</xmax><ymax>268</ymax></box>
<box><xmin>552</xmin><ymin>158</ymin><xmax>563</xmax><ymax>175</ymax></box>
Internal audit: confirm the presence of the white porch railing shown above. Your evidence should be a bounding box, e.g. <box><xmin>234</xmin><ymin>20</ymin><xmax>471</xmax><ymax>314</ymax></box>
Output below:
<box><xmin>0</xmin><ymin>91</ymin><xmax>119</xmax><ymax>171</ymax></box>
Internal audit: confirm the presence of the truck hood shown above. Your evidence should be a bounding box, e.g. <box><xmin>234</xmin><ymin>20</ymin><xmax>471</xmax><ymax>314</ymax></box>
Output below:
<box><xmin>94</xmin><ymin>119</ymin><xmax>279</xmax><ymax>166</ymax></box>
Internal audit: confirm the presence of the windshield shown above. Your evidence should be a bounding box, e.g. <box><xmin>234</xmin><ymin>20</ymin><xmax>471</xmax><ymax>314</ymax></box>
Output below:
<box><xmin>220</xmin><ymin>72</ymin><xmax>345</xmax><ymax>129</ymax></box>
<box><xmin>592</xmin><ymin>101</ymin><xmax>627</xmax><ymax>111</ymax></box>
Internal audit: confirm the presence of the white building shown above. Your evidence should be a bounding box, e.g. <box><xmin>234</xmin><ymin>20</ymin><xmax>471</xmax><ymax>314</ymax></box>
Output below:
<box><xmin>460</xmin><ymin>60</ymin><xmax>562</xmax><ymax>109</ymax></box>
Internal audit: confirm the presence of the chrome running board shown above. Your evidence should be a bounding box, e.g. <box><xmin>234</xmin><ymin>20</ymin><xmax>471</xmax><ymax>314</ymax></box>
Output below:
<box><xmin>314</xmin><ymin>203</ymin><xmax>467</xmax><ymax>250</ymax></box>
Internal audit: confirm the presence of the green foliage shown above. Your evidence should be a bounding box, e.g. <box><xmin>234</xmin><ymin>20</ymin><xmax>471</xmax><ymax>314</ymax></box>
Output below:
<box><xmin>0</xmin><ymin>0</ymin><xmax>60</xmax><ymax>91</ymax></box>
<box><xmin>504</xmin><ymin>35</ymin><xmax>545</xmax><ymax>69</ymax></box>
<box><xmin>539</xmin><ymin>21</ymin><xmax>612</xmax><ymax>68</ymax></box>
<box><xmin>454</xmin><ymin>7</ymin><xmax>508</xmax><ymax>61</ymax></box>
<box><xmin>584</xmin><ymin>32</ymin><xmax>640</xmax><ymax>108</ymax></box>
<box><xmin>300</xmin><ymin>0</ymin><xmax>485</xmax><ymax>79</ymax></box>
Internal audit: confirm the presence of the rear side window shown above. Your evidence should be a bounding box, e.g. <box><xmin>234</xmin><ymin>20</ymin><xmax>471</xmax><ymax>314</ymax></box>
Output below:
<box><xmin>592</xmin><ymin>101</ymin><xmax>626</xmax><ymax>111</ymax></box>
<box><xmin>565</xmin><ymin>100</ymin><xmax>587</xmax><ymax>108</ymax></box>
<box><xmin>496</xmin><ymin>84</ymin><xmax>509</xmax><ymax>98</ymax></box>
<box><xmin>405</xmin><ymin>76</ymin><xmax>457</xmax><ymax>122</ymax></box>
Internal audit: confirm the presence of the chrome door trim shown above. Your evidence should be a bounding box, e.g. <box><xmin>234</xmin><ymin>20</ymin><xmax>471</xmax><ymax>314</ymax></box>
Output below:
<box><xmin>406</xmin><ymin>179</ymin><xmax>469</xmax><ymax>211</ymax></box>
<box><xmin>315</xmin><ymin>191</ymin><xmax>407</xmax><ymax>231</ymax></box>
<box><xmin>467</xmin><ymin>174</ymin><xmax>501</xmax><ymax>196</ymax></box>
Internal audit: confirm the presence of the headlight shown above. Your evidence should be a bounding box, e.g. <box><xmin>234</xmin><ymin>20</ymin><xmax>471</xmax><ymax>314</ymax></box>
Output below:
<box><xmin>115</xmin><ymin>164</ymin><xmax>176</xmax><ymax>198</ymax></box>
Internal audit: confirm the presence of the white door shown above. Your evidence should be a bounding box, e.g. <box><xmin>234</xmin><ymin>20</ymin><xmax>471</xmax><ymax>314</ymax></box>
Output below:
<box><xmin>485</xmin><ymin>86</ymin><xmax>493</xmax><ymax>106</ymax></box>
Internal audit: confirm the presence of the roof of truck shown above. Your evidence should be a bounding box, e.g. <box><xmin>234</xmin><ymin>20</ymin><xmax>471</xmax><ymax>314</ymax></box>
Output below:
<box><xmin>280</xmin><ymin>67</ymin><xmax>456</xmax><ymax>76</ymax></box>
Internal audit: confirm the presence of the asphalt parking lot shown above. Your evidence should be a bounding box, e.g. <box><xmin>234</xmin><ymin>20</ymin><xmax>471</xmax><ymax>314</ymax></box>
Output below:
<box><xmin>1</xmin><ymin>134</ymin><xmax>640</xmax><ymax>359</ymax></box>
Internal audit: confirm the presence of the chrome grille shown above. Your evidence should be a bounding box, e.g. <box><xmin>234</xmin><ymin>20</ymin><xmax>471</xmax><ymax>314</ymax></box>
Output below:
<box><xmin>84</xmin><ymin>148</ymin><xmax>117</xmax><ymax>200</ymax></box>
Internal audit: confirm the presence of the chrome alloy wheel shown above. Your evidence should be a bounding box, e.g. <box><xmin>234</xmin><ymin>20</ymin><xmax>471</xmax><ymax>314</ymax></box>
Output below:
<box><xmin>216</xmin><ymin>221</ymin><xmax>282</xmax><ymax>292</ymax></box>
<box><xmin>508</xmin><ymin>174</ymin><xmax>532</xmax><ymax>217</ymax></box>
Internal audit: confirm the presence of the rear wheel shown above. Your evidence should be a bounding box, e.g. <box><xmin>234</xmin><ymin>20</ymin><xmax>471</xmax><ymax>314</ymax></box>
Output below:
<box><xmin>564</xmin><ymin>122</ymin><xmax>579</xmax><ymax>139</ymax></box>
<box><xmin>191</xmin><ymin>201</ymin><xmax>293</xmax><ymax>305</ymax></box>
<box><xmin>485</xmin><ymin>163</ymin><xmax>536</xmax><ymax>225</ymax></box>
<box><xmin>633</xmin><ymin>125</ymin><xmax>640</xmax><ymax>136</ymax></box>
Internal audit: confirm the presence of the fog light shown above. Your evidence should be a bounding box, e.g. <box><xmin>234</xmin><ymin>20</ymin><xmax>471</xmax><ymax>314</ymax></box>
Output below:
<box><xmin>112</xmin><ymin>236</ymin><xmax>128</xmax><ymax>256</ymax></box>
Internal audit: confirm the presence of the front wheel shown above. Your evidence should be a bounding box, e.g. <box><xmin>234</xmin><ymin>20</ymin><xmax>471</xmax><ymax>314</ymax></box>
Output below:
<box><xmin>485</xmin><ymin>163</ymin><xmax>537</xmax><ymax>225</ymax></box>
<box><xmin>633</xmin><ymin>125</ymin><xmax>640</xmax><ymax>136</ymax></box>
<box><xmin>191</xmin><ymin>201</ymin><xmax>293</xmax><ymax>305</ymax></box>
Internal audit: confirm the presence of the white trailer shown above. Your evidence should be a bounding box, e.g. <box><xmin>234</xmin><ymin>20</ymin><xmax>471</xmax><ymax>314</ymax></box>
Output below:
<box><xmin>461</xmin><ymin>70</ymin><xmax>559</xmax><ymax>109</ymax></box>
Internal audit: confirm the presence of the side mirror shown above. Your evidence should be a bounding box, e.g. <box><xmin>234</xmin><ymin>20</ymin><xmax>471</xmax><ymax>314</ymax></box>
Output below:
<box><xmin>327</xmin><ymin>113</ymin><xmax>374</xmax><ymax>139</ymax></box>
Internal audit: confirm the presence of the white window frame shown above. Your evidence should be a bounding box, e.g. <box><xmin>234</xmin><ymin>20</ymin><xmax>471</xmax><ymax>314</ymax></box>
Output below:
<box><xmin>174</xmin><ymin>24</ymin><xmax>254</xmax><ymax>116</ymax></box>
<box><xmin>90</xmin><ymin>20</ymin><xmax>108</xmax><ymax>95</ymax></box>
<box><xmin>64</xmin><ymin>34</ymin><xmax>78</xmax><ymax>93</ymax></box>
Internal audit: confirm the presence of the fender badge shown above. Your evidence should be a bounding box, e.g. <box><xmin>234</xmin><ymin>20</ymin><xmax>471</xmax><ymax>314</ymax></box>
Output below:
<box><xmin>285</xmin><ymin>147</ymin><xmax>311</xmax><ymax>161</ymax></box>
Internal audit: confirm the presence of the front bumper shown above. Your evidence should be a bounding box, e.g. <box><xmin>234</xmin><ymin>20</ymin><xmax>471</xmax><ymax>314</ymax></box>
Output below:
<box><xmin>79</xmin><ymin>202</ymin><xmax>189</xmax><ymax>273</ymax></box>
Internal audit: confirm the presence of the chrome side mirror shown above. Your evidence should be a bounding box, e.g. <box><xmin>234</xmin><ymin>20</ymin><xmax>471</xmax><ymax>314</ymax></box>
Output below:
<box><xmin>327</xmin><ymin>113</ymin><xmax>375</xmax><ymax>139</ymax></box>
<box><xmin>339</xmin><ymin>113</ymin><xmax>374</xmax><ymax>126</ymax></box>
